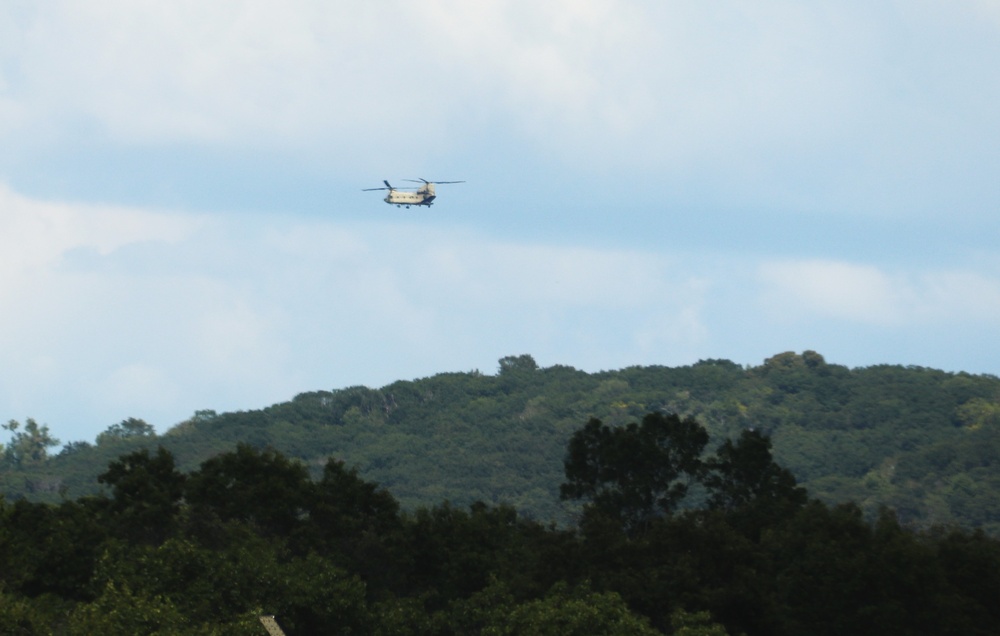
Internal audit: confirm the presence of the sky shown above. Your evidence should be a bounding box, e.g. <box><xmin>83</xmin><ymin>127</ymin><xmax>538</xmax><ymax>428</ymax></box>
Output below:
<box><xmin>1</xmin><ymin>1</ymin><xmax>999</xmax><ymax>445</ymax></box>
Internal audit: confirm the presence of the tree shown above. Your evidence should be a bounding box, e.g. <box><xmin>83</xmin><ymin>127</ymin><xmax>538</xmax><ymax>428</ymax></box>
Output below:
<box><xmin>0</xmin><ymin>498</ymin><xmax>107</xmax><ymax>600</ymax></box>
<box><xmin>184</xmin><ymin>444</ymin><xmax>312</xmax><ymax>538</ymax></box>
<box><xmin>498</xmin><ymin>354</ymin><xmax>539</xmax><ymax>375</ymax></box>
<box><xmin>934</xmin><ymin>528</ymin><xmax>1000</xmax><ymax>634</ymax></box>
<box><xmin>561</xmin><ymin>413</ymin><xmax>709</xmax><ymax>534</ymax></box>
<box><xmin>67</xmin><ymin>581</ymin><xmax>189</xmax><ymax>636</ymax></box>
<box><xmin>98</xmin><ymin>447</ymin><xmax>186</xmax><ymax>544</ymax></box>
<box><xmin>2</xmin><ymin>419</ymin><xmax>60</xmax><ymax>467</ymax></box>
<box><xmin>0</xmin><ymin>587</ymin><xmax>52</xmax><ymax>635</ymax></box>
<box><xmin>96</xmin><ymin>418</ymin><xmax>156</xmax><ymax>445</ymax></box>
<box><xmin>303</xmin><ymin>458</ymin><xmax>403</xmax><ymax>589</ymax></box>
<box><xmin>670</xmin><ymin>609</ymin><xmax>731</xmax><ymax>636</ymax></box>
<box><xmin>704</xmin><ymin>429</ymin><xmax>806</xmax><ymax>512</ymax></box>
<box><xmin>451</xmin><ymin>580</ymin><xmax>663</xmax><ymax>636</ymax></box>
<box><xmin>497</xmin><ymin>586</ymin><xmax>663</xmax><ymax>636</ymax></box>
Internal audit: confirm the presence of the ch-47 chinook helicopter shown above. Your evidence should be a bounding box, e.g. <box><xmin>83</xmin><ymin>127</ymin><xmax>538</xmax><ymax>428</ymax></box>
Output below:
<box><xmin>363</xmin><ymin>179</ymin><xmax>464</xmax><ymax>208</ymax></box>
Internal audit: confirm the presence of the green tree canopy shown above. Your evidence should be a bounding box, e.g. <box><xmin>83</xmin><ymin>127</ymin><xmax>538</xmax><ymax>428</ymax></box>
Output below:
<box><xmin>96</xmin><ymin>418</ymin><xmax>156</xmax><ymax>446</ymax></box>
<box><xmin>2</xmin><ymin>419</ymin><xmax>60</xmax><ymax>467</ymax></box>
<box><xmin>97</xmin><ymin>446</ymin><xmax>186</xmax><ymax>544</ymax></box>
<box><xmin>561</xmin><ymin>413</ymin><xmax>709</xmax><ymax>534</ymax></box>
<box><xmin>704</xmin><ymin>429</ymin><xmax>807</xmax><ymax>512</ymax></box>
<box><xmin>184</xmin><ymin>444</ymin><xmax>313</xmax><ymax>539</ymax></box>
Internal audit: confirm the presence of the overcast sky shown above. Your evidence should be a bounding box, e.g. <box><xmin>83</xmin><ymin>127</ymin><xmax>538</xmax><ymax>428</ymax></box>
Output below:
<box><xmin>2</xmin><ymin>1</ymin><xmax>999</xmax><ymax>445</ymax></box>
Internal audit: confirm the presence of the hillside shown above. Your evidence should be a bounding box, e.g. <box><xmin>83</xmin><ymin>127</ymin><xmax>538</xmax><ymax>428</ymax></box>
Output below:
<box><xmin>3</xmin><ymin>351</ymin><xmax>1000</xmax><ymax>533</ymax></box>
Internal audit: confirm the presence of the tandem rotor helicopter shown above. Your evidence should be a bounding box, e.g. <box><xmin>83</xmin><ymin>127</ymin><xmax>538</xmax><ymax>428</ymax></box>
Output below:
<box><xmin>363</xmin><ymin>178</ymin><xmax>464</xmax><ymax>208</ymax></box>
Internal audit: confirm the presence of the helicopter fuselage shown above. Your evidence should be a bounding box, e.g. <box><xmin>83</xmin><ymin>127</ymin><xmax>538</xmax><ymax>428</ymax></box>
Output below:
<box><xmin>385</xmin><ymin>183</ymin><xmax>435</xmax><ymax>207</ymax></box>
<box><xmin>365</xmin><ymin>180</ymin><xmax>460</xmax><ymax>208</ymax></box>
<box><xmin>385</xmin><ymin>187</ymin><xmax>434</xmax><ymax>207</ymax></box>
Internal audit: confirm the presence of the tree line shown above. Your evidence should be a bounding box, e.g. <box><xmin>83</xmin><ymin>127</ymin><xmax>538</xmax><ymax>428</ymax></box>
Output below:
<box><xmin>2</xmin><ymin>412</ymin><xmax>999</xmax><ymax>634</ymax></box>
<box><xmin>4</xmin><ymin>352</ymin><xmax>999</xmax><ymax>533</ymax></box>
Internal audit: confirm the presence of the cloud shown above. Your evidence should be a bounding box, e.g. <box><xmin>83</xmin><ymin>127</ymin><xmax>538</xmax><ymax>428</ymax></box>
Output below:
<box><xmin>3</xmin><ymin>4</ymin><xmax>991</xmax><ymax>153</ymax></box>
<box><xmin>757</xmin><ymin>258</ymin><xmax>1000</xmax><ymax>326</ymax></box>
<box><xmin>916</xmin><ymin>269</ymin><xmax>1000</xmax><ymax>323</ymax></box>
<box><xmin>1</xmin><ymin>3</ymin><xmax>411</xmax><ymax>149</ymax></box>
<box><xmin>408</xmin><ymin>239</ymin><xmax>673</xmax><ymax>305</ymax></box>
<box><xmin>0</xmin><ymin>184</ymin><xmax>200</xmax><ymax>429</ymax></box>
<box><xmin>3</xmin><ymin>1</ymin><xmax>642</xmax><ymax>144</ymax></box>
<box><xmin>1</xmin><ymin>180</ymin><xmax>998</xmax><ymax>443</ymax></box>
<box><xmin>2</xmin><ymin>3</ymin><xmax>1000</xmax><ymax>440</ymax></box>
<box><xmin>0</xmin><ymin>183</ymin><xmax>196</xmax><ymax>295</ymax></box>
<box><xmin>0</xmin><ymin>185</ymin><xmax>712</xmax><ymax>440</ymax></box>
<box><xmin>2</xmin><ymin>0</ymin><xmax>998</xmax><ymax>218</ymax></box>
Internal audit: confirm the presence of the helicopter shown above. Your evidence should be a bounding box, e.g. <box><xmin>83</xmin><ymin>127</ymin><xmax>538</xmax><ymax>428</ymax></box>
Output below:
<box><xmin>363</xmin><ymin>179</ymin><xmax>464</xmax><ymax>208</ymax></box>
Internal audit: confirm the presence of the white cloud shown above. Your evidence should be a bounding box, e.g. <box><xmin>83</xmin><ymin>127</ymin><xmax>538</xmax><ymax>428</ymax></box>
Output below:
<box><xmin>405</xmin><ymin>238</ymin><xmax>676</xmax><ymax>306</ymax></box>
<box><xmin>96</xmin><ymin>363</ymin><xmax>179</xmax><ymax>418</ymax></box>
<box><xmin>1</xmin><ymin>182</ymin><xmax>998</xmax><ymax>443</ymax></box>
<box><xmin>415</xmin><ymin>0</ymin><xmax>651</xmax><ymax>132</ymax></box>
<box><xmin>0</xmin><ymin>184</ymin><xmax>201</xmax><ymax>429</ymax></box>
<box><xmin>1</xmin><ymin>0</ymin><xmax>999</xmax><ymax>437</ymax></box>
<box><xmin>0</xmin><ymin>185</ymin><xmax>712</xmax><ymax>440</ymax></box>
<box><xmin>757</xmin><ymin>258</ymin><xmax>1000</xmax><ymax>326</ymax></box>
<box><xmin>915</xmin><ymin>269</ymin><xmax>1000</xmax><ymax>322</ymax></box>
<box><xmin>0</xmin><ymin>5</ymin><xmax>959</xmax><ymax>144</ymax></box>
<box><xmin>967</xmin><ymin>0</ymin><xmax>1000</xmax><ymax>24</ymax></box>
<box><xmin>0</xmin><ymin>183</ymin><xmax>196</xmax><ymax>296</ymax></box>
<box><xmin>3</xmin><ymin>3</ymin><xmax>411</xmax><ymax>145</ymax></box>
<box><xmin>2</xmin><ymin>0</ymin><xmax>998</xmax><ymax>204</ymax></box>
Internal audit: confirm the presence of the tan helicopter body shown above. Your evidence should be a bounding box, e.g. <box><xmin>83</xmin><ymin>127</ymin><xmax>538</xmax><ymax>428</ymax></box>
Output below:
<box><xmin>363</xmin><ymin>179</ymin><xmax>464</xmax><ymax>208</ymax></box>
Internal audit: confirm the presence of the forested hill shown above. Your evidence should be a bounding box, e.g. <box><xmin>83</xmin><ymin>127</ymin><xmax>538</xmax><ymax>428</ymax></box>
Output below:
<box><xmin>4</xmin><ymin>351</ymin><xmax>1000</xmax><ymax>533</ymax></box>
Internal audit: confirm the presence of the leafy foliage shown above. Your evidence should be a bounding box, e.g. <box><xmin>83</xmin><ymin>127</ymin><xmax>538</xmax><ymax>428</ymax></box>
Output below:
<box><xmin>16</xmin><ymin>351</ymin><xmax>1000</xmax><ymax>634</ymax></box>
<box><xmin>1</xmin><ymin>425</ymin><xmax>999</xmax><ymax>634</ymax></box>
<box><xmin>2</xmin><ymin>419</ymin><xmax>60</xmax><ymax>468</ymax></box>
<box><xmin>3</xmin><ymin>352</ymin><xmax>1000</xmax><ymax>534</ymax></box>
<box><xmin>561</xmin><ymin>413</ymin><xmax>709</xmax><ymax>533</ymax></box>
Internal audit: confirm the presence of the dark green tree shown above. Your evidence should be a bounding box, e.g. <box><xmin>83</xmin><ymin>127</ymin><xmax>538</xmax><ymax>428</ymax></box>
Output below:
<box><xmin>498</xmin><ymin>354</ymin><xmax>539</xmax><ymax>375</ymax></box>
<box><xmin>705</xmin><ymin>430</ymin><xmax>804</xmax><ymax>510</ymax></box>
<box><xmin>67</xmin><ymin>580</ymin><xmax>189</xmax><ymax>635</ymax></box>
<box><xmin>704</xmin><ymin>429</ymin><xmax>807</xmax><ymax>540</ymax></box>
<box><xmin>670</xmin><ymin>609</ymin><xmax>731</xmax><ymax>636</ymax></box>
<box><xmin>82</xmin><ymin>536</ymin><xmax>371</xmax><ymax>635</ymax></box>
<box><xmin>561</xmin><ymin>413</ymin><xmax>709</xmax><ymax>534</ymax></box>
<box><xmin>304</xmin><ymin>458</ymin><xmax>403</xmax><ymax>591</ymax></box>
<box><xmin>934</xmin><ymin>528</ymin><xmax>1000</xmax><ymax>634</ymax></box>
<box><xmin>95</xmin><ymin>417</ymin><xmax>156</xmax><ymax>446</ymax></box>
<box><xmin>0</xmin><ymin>588</ymin><xmax>53</xmax><ymax>635</ymax></box>
<box><xmin>184</xmin><ymin>444</ymin><xmax>312</xmax><ymax>539</ymax></box>
<box><xmin>398</xmin><ymin>502</ymin><xmax>537</xmax><ymax>608</ymax></box>
<box><xmin>488</xmin><ymin>582</ymin><xmax>663</xmax><ymax>635</ymax></box>
<box><xmin>0</xmin><ymin>498</ymin><xmax>106</xmax><ymax>601</ymax></box>
<box><xmin>97</xmin><ymin>446</ymin><xmax>186</xmax><ymax>544</ymax></box>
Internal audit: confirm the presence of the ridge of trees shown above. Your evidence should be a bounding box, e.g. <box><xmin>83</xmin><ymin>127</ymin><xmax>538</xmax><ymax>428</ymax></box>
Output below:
<box><xmin>6</xmin><ymin>351</ymin><xmax>1000</xmax><ymax>633</ymax></box>
<box><xmin>2</xmin><ymin>416</ymin><xmax>999</xmax><ymax>634</ymax></box>
<box><xmin>3</xmin><ymin>351</ymin><xmax>1000</xmax><ymax>534</ymax></box>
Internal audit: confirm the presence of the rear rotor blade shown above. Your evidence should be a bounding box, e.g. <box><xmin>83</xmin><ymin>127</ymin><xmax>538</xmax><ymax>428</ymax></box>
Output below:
<box><xmin>363</xmin><ymin>180</ymin><xmax>396</xmax><ymax>191</ymax></box>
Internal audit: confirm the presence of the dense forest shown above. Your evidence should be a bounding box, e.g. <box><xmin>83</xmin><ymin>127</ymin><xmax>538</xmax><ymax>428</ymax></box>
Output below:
<box><xmin>2</xmin><ymin>412</ymin><xmax>999</xmax><ymax>634</ymax></box>
<box><xmin>4</xmin><ymin>352</ymin><xmax>1000</xmax><ymax>533</ymax></box>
